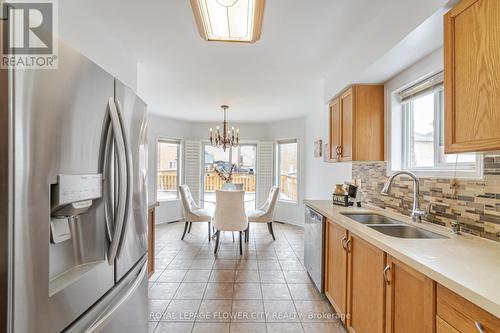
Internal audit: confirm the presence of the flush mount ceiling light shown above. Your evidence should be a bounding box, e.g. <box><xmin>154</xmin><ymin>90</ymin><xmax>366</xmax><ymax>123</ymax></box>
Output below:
<box><xmin>190</xmin><ymin>0</ymin><xmax>265</xmax><ymax>43</ymax></box>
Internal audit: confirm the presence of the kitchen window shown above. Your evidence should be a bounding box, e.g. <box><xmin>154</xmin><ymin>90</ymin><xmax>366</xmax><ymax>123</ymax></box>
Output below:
<box><xmin>400</xmin><ymin>72</ymin><xmax>481</xmax><ymax>177</ymax></box>
<box><xmin>157</xmin><ymin>139</ymin><xmax>181</xmax><ymax>201</ymax></box>
<box><xmin>277</xmin><ymin>139</ymin><xmax>298</xmax><ymax>203</ymax></box>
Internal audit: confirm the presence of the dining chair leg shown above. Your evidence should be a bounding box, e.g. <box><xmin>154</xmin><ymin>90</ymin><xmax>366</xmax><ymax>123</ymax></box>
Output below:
<box><xmin>268</xmin><ymin>222</ymin><xmax>276</xmax><ymax>241</ymax></box>
<box><xmin>188</xmin><ymin>222</ymin><xmax>193</xmax><ymax>233</ymax></box>
<box><xmin>181</xmin><ymin>221</ymin><xmax>189</xmax><ymax>240</ymax></box>
<box><xmin>208</xmin><ymin>221</ymin><xmax>211</xmax><ymax>242</ymax></box>
<box><xmin>245</xmin><ymin>224</ymin><xmax>250</xmax><ymax>243</ymax></box>
<box><xmin>239</xmin><ymin>231</ymin><xmax>243</xmax><ymax>255</ymax></box>
<box><xmin>214</xmin><ymin>230</ymin><xmax>220</xmax><ymax>254</ymax></box>
<box><xmin>232</xmin><ymin>232</ymin><xmax>235</xmax><ymax>243</ymax></box>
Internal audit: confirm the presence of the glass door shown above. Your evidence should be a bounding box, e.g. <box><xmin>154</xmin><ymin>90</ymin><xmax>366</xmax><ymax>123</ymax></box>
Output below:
<box><xmin>202</xmin><ymin>143</ymin><xmax>257</xmax><ymax>210</ymax></box>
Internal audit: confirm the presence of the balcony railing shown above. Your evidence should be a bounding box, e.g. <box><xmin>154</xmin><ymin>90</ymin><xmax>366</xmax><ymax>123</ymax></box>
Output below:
<box><xmin>280</xmin><ymin>173</ymin><xmax>297</xmax><ymax>201</ymax></box>
<box><xmin>158</xmin><ymin>170</ymin><xmax>297</xmax><ymax>201</ymax></box>
<box><xmin>157</xmin><ymin>170</ymin><xmax>256</xmax><ymax>193</ymax></box>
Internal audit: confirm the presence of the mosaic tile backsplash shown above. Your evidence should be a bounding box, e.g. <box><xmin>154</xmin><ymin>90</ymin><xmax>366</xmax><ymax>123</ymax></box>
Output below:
<box><xmin>352</xmin><ymin>155</ymin><xmax>500</xmax><ymax>242</ymax></box>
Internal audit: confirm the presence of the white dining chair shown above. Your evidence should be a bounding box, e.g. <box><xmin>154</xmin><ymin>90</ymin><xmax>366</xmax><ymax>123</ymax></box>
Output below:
<box><xmin>221</xmin><ymin>183</ymin><xmax>244</xmax><ymax>191</ymax></box>
<box><xmin>246</xmin><ymin>186</ymin><xmax>279</xmax><ymax>241</ymax></box>
<box><xmin>212</xmin><ymin>190</ymin><xmax>248</xmax><ymax>255</ymax></box>
<box><xmin>179</xmin><ymin>185</ymin><xmax>213</xmax><ymax>241</ymax></box>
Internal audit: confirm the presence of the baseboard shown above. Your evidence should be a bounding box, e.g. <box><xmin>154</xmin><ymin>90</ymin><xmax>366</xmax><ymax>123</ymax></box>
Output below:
<box><xmin>273</xmin><ymin>220</ymin><xmax>304</xmax><ymax>228</ymax></box>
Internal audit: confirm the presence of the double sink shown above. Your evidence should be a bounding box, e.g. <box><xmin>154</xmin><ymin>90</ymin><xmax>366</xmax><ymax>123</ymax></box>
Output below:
<box><xmin>341</xmin><ymin>213</ymin><xmax>447</xmax><ymax>239</ymax></box>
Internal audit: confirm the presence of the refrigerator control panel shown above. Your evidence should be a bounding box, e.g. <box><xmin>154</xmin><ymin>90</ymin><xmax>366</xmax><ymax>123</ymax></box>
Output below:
<box><xmin>51</xmin><ymin>174</ymin><xmax>103</xmax><ymax>209</ymax></box>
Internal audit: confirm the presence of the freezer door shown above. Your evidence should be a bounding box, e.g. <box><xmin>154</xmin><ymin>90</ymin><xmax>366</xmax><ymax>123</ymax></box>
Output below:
<box><xmin>114</xmin><ymin>80</ymin><xmax>148</xmax><ymax>281</ymax></box>
<box><xmin>65</xmin><ymin>257</ymin><xmax>148</xmax><ymax>333</ymax></box>
<box><xmin>11</xmin><ymin>43</ymin><xmax>115</xmax><ymax>333</ymax></box>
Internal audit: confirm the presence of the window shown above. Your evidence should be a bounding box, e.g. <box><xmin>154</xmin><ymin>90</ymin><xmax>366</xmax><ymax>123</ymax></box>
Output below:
<box><xmin>157</xmin><ymin>139</ymin><xmax>181</xmax><ymax>201</ymax></box>
<box><xmin>202</xmin><ymin>143</ymin><xmax>257</xmax><ymax>210</ymax></box>
<box><xmin>400</xmin><ymin>72</ymin><xmax>480</xmax><ymax>177</ymax></box>
<box><xmin>277</xmin><ymin>139</ymin><xmax>298</xmax><ymax>203</ymax></box>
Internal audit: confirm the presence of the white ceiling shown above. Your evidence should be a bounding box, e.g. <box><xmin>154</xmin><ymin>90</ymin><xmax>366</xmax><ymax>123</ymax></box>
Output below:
<box><xmin>60</xmin><ymin>0</ymin><xmax>447</xmax><ymax>122</ymax></box>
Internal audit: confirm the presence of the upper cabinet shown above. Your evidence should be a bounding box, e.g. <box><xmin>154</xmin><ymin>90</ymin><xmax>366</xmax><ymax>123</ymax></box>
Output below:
<box><xmin>328</xmin><ymin>84</ymin><xmax>384</xmax><ymax>162</ymax></box>
<box><xmin>444</xmin><ymin>0</ymin><xmax>500</xmax><ymax>153</ymax></box>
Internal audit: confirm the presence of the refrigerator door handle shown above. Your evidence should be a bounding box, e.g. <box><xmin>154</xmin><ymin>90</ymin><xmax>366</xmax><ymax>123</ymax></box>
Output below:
<box><xmin>103</xmin><ymin>121</ymin><xmax>114</xmax><ymax>242</ymax></box>
<box><xmin>84</xmin><ymin>260</ymin><xmax>148</xmax><ymax>333</ymax></box>
<box><xmin>114</xmin><ymin>99</ymin><xmax>133</xmax><ymax>259</ymax></box>
<box><xmin>106</xmin><ymin>97</ymin><xmax>128</xmax><ymax>264</ymax></box>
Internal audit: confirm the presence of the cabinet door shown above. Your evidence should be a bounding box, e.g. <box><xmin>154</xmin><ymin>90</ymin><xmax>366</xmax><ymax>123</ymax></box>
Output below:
<box><xmin>385</xmin><ymin>256</ymin><xmax>435</xmax><ymax>333</ymax></box>
<box><xmin>340</xmin><ymin>88</ymin><xmax>353</xmax><ymax>161</ymax></box>
<box><xmin>444</xmin><ymin>0</ymin><xmax>500</xmax><ymax>153</ymax></box>
<box><xmin>324</xmin><ymin>220</ymin><xmax>348</xmax><ymax>322</ymax></box>
<box><xmin>329</xmin><ymin>98</ymin><xmax>341</xmax><ymax>161</ymax></box>
<box><xmin>347</xmin><ymin>234</ymin><xmax>386</xmax><ymax>333</ymax></box>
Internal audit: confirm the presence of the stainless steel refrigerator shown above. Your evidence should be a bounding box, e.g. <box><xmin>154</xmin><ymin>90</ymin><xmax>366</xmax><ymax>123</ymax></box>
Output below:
<box><xmin>0</xmin><ymin>41</ymin><xmax>149</xmax><ymax>332</ymax></box>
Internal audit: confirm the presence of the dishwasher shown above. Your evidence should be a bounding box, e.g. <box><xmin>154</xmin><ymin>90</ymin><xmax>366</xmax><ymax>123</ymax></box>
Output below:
<box><xmin>304</xmin><ymin>206</ymin><xmax>326</xmax><ymax>292</ymax></box>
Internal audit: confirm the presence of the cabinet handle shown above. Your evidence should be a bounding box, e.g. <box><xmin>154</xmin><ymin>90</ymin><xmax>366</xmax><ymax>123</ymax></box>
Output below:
<box><xmin>475</xmin><ymin>321</ymin><xmax>485</xmax><ymax>333</ymax></box>
<box><xmin>383</xmin><ymin>265</ymin><xmax>391</xmax><ymax>285</ymax></box>
<box><xmin>341</xmin><ymin>236</ymin><xmax>347</xmax><ymax>250</ymax></box>
<box><xmin>344</xmin><ymin>238</ymin><xmax>351</xmax><ymax>252</ymax></box>
<box><xmin>338</xmin><ymin>145</ymin><xmax>343</xmax><ymax>156</ymax></box>
<box><xmin>335</xmin><ymin>146</ymin><xmax>341</xmax><ymax>158</ymax></box>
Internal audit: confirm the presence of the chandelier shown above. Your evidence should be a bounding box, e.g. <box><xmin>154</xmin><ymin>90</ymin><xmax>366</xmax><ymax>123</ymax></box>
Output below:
<box><xmin>209</xmin><ymin>105</ymin><xmax>239</xmax><ymax>152</ymax></box>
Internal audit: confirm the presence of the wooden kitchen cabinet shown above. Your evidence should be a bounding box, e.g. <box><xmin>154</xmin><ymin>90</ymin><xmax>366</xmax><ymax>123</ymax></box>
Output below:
<box><xmin>328</xmin><ymin>98</ymin><xmax>341</xmax><ymax>162</ymax></box>
<box><xmin>328</xmin><ymin>84</ymin><xmax>384</xmax><ymax>161</ymax></box>
<box><xmin>436</xmin><ymin>284</ymin><xmax>500</xmax><ymax>333</ymax></box>
<box><xmin>347</xmin><ymin>234</ymin><xmax>386</xmax><ymax>333</ymax></box>
<box><xmin>324</xmin><ymin>219</ymin><xmax>348</xmax><ymax>322</ymax></box>
<box><xmin>444</xmin><ymin>0</ymin><xmax>500</xmax><ymax>153</ymax></box>
<box><xmin>339</xmin><ymin>89</ymin><xmax>353</xmax><ymax>161</ymax></box>
<box><xmin>385</xmin><ymin>255</ymin><xmax>435</xmax><ymax>333</ymax></box>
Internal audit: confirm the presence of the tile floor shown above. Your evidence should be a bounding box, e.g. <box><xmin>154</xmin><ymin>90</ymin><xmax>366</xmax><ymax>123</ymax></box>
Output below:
<box><xmin>149</xmin><ymin>221</ymin><xmax>347</xmax><ymax>333</ymax></box>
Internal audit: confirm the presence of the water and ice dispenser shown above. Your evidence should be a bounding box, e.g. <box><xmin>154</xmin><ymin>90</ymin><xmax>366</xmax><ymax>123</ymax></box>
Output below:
<box><xmin>50</xmin><ymin>174</ymin><xmax>102</xmax><ymax>243</ymax></box>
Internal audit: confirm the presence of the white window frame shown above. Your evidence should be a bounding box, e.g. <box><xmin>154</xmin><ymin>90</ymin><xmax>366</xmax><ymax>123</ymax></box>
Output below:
<box><xmin>156</xmin><ymin>138</ymin><xmax>182</xmax><ymax>202</ymax></box>
<box><xmin>399</xmin><ymin>80</ymin><xmax>482</xmax><ymax>179</ymax></box>
<box><xmin>276</xmin><ymin>138</ymin><xmax>299</xmax><ymax>204</ymax></box>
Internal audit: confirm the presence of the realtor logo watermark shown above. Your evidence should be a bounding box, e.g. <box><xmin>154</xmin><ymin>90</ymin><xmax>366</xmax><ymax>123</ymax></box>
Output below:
<box><xmin>1</xmin><ymin>0</ymin><xmax>58</xmax><ymax>69</ymax></box>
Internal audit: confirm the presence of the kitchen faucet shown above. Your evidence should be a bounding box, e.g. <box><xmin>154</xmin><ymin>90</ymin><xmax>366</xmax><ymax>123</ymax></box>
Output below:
<box><xmin>381</xmin><ymin>171</ymin><xmax>427</xmax><ymax>222</ymax></box>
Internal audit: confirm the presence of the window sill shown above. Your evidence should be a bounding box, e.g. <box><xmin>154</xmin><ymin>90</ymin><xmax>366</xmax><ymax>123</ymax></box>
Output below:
<box><xmin>157</xmin><ymin>198</ymin><xmax>180</xmax><ymax>203</ymax></box>
<box><xmin>278</xmin><ymin>199</ymin><xmax>299</xmax><ymax>206</ymax></box>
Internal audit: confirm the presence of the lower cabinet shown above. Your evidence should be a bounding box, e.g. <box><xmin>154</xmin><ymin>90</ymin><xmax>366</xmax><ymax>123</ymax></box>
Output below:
<box><xmin>385</xmin><ymin>255</ymin><xmax>435</xmax><ymax>333</ymax></box>
<box><xmin>347</xmin><ymin>234</ymin><xmax>385</xmax><ymax>333</ymax></box>
<box><xmin>323</xmin><ymin>219</ymin><xmax>500</xmax><ymax>333</ymax></box>
<box><xmin>324</xmin><ymin>220</ymin><xmax>348</xmax><ymax>322</ymax></box>
<box><xmin>436</xmin><ymin>284</ymin><xmax>500</xmax><ymax>333</ymax></box>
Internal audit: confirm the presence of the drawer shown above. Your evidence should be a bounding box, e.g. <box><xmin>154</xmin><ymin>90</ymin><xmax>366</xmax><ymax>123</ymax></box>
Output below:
<box><xmin>436</xmin><ymin>316</ymin><xmax>459</xmax><ymax>333</ymax></box>
<box><xmin>437</xmin><ymin>284</ymin><xmax>500</xmax><ymax>333</ymax></box>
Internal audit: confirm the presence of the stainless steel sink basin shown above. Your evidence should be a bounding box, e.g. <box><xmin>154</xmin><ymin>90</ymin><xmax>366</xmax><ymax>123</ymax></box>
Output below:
<box><xmin>340</xmin><ymin>213</ymin><xmax>401</xmax><ymax>225</ymax></box>
<box><xmin>368</xmin><ymin>225</ymin><xmax>447</xmax><ymax>239</ymax></box>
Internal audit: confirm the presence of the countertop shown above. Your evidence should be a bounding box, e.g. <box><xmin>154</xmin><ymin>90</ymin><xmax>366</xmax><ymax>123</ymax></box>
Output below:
<box><xmin>148</xmin><ymin>202</ymin><xmax>159</xmax><ymax>210</ymax></box>
<box><xmin>304</xmin><ymin>200</ymin><xmax>500</xmax><ymax>318</ymax></box>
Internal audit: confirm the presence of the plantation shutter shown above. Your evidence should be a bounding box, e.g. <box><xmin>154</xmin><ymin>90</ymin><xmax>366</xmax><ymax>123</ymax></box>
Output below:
<box><xmin>184</xmin><ymin>140</ymin><xmax>201</xmax><ymax>205</ymax></box>
<box><xmin>256</xmin><ymin>141</ymin><xmax>275</xmax><ymax>207</ymax></box>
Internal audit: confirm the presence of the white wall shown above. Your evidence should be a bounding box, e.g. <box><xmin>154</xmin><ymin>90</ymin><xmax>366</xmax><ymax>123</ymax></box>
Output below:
<box><xmin>59</xmin><ymin>1</ymin><xmax>138</xmax><ymax>89</ymax></box>
<box><xmin>188</xmin><ymin>122</ymin><xmax>272</xmax><ymax>141</ymax></box>
<box><xmin>323</xmin><ymin>0</ymin><xmax>447</xmax><ymax>102</ymax></box>
<box><xmin>147</xmin><ymin>114</ymin><xmax>191</xmax><ymax>223</ymax></box>
<box><xmin>304</xmin><ymin>80</ymin><xmax>353</xmax><ymax>200</ymax></box>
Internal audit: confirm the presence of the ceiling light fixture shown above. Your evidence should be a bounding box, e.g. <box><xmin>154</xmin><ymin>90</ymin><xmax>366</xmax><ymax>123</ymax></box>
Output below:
<box><xmin>209</xmin><ymin>105</ymin><xmax>239</xmax><ymax>152</ymax></box>
<box><xmin>190</xmin><ymin>0</ymin><xmax>265</xmax><ymax>43</ymax></box>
